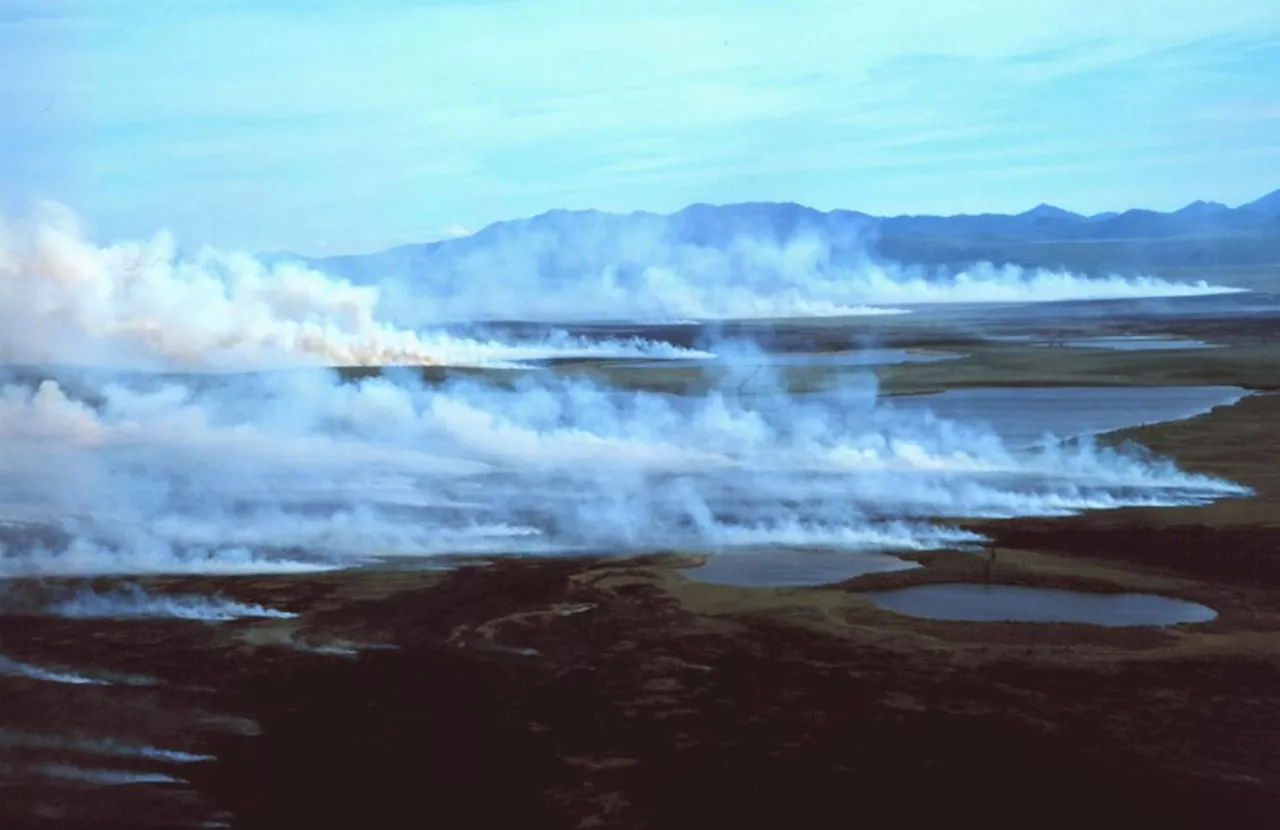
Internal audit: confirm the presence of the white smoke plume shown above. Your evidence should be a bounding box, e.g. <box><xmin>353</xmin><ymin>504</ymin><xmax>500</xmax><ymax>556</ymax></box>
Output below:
<box><xmin>44</xmin><ymin>584</ymin><xmax>296</xmax><ymax>621</ymax></box>
<box><xmin>0</xmin><ymin>730</ymin><xmax>213</xmax><ymax>764</ymax></box>
<box><xmin>0</xmin><ymin>358</ymin><xmax>1249</xmax><ymax>577</ymax></box>
<box><xmin>0</xmin><ymin>207</ymin><xmax>1253</xmax><ymax>578</ymax></box>
<box><xmin>331</xmin><ymin>221</ymin><xmax>1246</xmax><ymax>325</ymax></box>
<box><xmin>0</xmin><ymin>653</ymin><xmax>110</xmax><ymax>686</ymax></box>
<box><xmin>36</xmin><ymin>764</ymin><xmax>186</xmax><ymax>786</ymax></box>
<box><xmin>0</xmin><ymin>203</ymin><xmax>704</xmax><ymax>371</ymax></box>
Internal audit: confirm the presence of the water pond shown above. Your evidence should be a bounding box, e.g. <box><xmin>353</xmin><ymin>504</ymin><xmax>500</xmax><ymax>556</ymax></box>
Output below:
<box><xmin>858</xmin><ymin>583</ymin><xmax>1216</xmax><ymax>626</ymax></box>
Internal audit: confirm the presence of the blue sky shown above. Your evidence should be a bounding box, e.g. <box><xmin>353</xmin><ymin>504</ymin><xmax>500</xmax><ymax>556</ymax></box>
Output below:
<box><xmin>3</xmin><ymin>0</ymin><xmax>1279</xmax><ymax>255</ymax></box>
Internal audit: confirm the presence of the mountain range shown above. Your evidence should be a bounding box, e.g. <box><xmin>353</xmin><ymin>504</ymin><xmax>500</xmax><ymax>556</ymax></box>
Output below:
<box><xmin>283</xmin><ymin>188</ymin><xmax>1280</xmax><ymax>284</ymax></box>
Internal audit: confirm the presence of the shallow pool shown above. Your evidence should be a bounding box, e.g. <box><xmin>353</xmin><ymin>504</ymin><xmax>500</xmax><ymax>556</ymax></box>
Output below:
<box><xmin>1049</xmin><ymin>336</ymin><xmax>1219</xmax><ymax>351</ymax></box>
<box><xmin>681</xmin><ymin>549</ymin><xmax>919</xmax><ymax>588</ymax></box>
<box><xmin>626</xmin><ymin>348</ymin><xmax>961</xmax><ymax>369</ymax></box>
<box><xmin>859</xmin><ymin>583</ymin><xmax>1217</xmax><ymax>626</ymax></box>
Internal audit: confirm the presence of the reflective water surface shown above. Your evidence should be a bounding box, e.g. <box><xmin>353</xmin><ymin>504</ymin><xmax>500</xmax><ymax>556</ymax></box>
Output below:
<box><xmin>859</xmin><ymin>583</ymin><xmax>1217</xmax><ymax>626</ymax></box>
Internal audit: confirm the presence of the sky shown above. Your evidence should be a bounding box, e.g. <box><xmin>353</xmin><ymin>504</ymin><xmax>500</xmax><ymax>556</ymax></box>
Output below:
<box><xmin>3</xmin><ymin>0</ymin><xmax>1279</xmax><ymax>255</ymax></box>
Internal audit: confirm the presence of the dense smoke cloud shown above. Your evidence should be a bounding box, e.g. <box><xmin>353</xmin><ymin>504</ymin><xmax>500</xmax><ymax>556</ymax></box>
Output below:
<box><xmin>0</xmin><ymin>362</ymin><xmax>1248</xmax><ymax>577</ymax></box>
<box><xmin>0</xmin><ymin>204</ymin><xmax>705</xmax><ymax>371</ymax></box>
<box><xmin>0</xmin><ymin>205</ymin><xmax>1252</xmax><ymax>578</ymax></box>
<box><xmin>312</xmin><ymin>215</ymin><xmax>1246</xmax><ymax>325</ymax></box>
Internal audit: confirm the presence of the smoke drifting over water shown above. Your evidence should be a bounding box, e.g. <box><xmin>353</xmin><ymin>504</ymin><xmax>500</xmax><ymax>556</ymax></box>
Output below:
<box><xmin>0</xmin><ymin>206</ymin><xmax>1253</xmax><ymax>577</ymax></box>
<box><xmin>0</xmin><ymin>364</ymin><xmax>1249</xmax><ymax>577</ymax></box>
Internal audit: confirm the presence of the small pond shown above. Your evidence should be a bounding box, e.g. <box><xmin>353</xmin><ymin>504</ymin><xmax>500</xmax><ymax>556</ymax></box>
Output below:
<box><xmin>1044</xmin><ymin>335</ymin><xmax>1220</xmax><ymax>351</ymax></box>
<box><xmin>858</xmin><ymin>583</ymin><xmax>1217</xmax><ymax>627</ymax></box>
<box><xmin>681</xmin><ymin>549</ymin><xmax>918</xmax><ymax>588</ymax></box>
<box><xmin>625</xmin><ymin>348</ymin><xmax>961</xmax><ymax>369</ymax></box>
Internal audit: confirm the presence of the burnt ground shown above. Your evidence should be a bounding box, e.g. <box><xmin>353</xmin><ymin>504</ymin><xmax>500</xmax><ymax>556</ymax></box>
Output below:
<box><xmin>2</xmin><ymin>547</ymin><xmax>1278</xmax><ymax>830</ymax></box>
<box><xmin>2</xmin><ymin>322</ymin><xmax>1280</xmax><ymax>829</ymax></box>
<box><xmin>196</xmin><ymin>560</ymin><xmax>1280</xmax><ymax>830</ymax></box>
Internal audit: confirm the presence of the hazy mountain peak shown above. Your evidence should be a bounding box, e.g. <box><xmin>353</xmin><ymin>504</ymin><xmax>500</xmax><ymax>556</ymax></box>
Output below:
<box><xmin>1175</xmin><ymin>200</ymin><xmax>1230</xmax><ymax>217</ymax></box>
<box><xmin>1018</xmin><ymin>203</ymin><xmax>1083</xmax><ymax>220</ymax></box>
<box><xmin>1239</xmin><ymin>189</ymin><xmax>1280</xmax><ymax>218</ymax></box>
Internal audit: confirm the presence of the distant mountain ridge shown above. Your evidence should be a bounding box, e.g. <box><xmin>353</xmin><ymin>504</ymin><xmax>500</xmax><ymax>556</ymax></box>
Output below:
<box><xmin>279</xmin><ymin>188</ymin><xmax>1280</xmax><ymax>286</ymax></box>
<box><xmin>871</xmin><ymin>188</ymin><xmax>1280</xmax><ymax>241</ymax></box>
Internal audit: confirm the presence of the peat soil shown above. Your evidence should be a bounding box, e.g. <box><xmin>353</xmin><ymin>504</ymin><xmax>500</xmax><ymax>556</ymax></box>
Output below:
<box><xmin>1</xmin><ymin>538</ymin><xmax>1277</xmax><ymax>830</ymax></box>
<box><xmin>200</xmin><ymin>561</ymin><xmax>1280</xmax><ymax>830</ymax></box>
